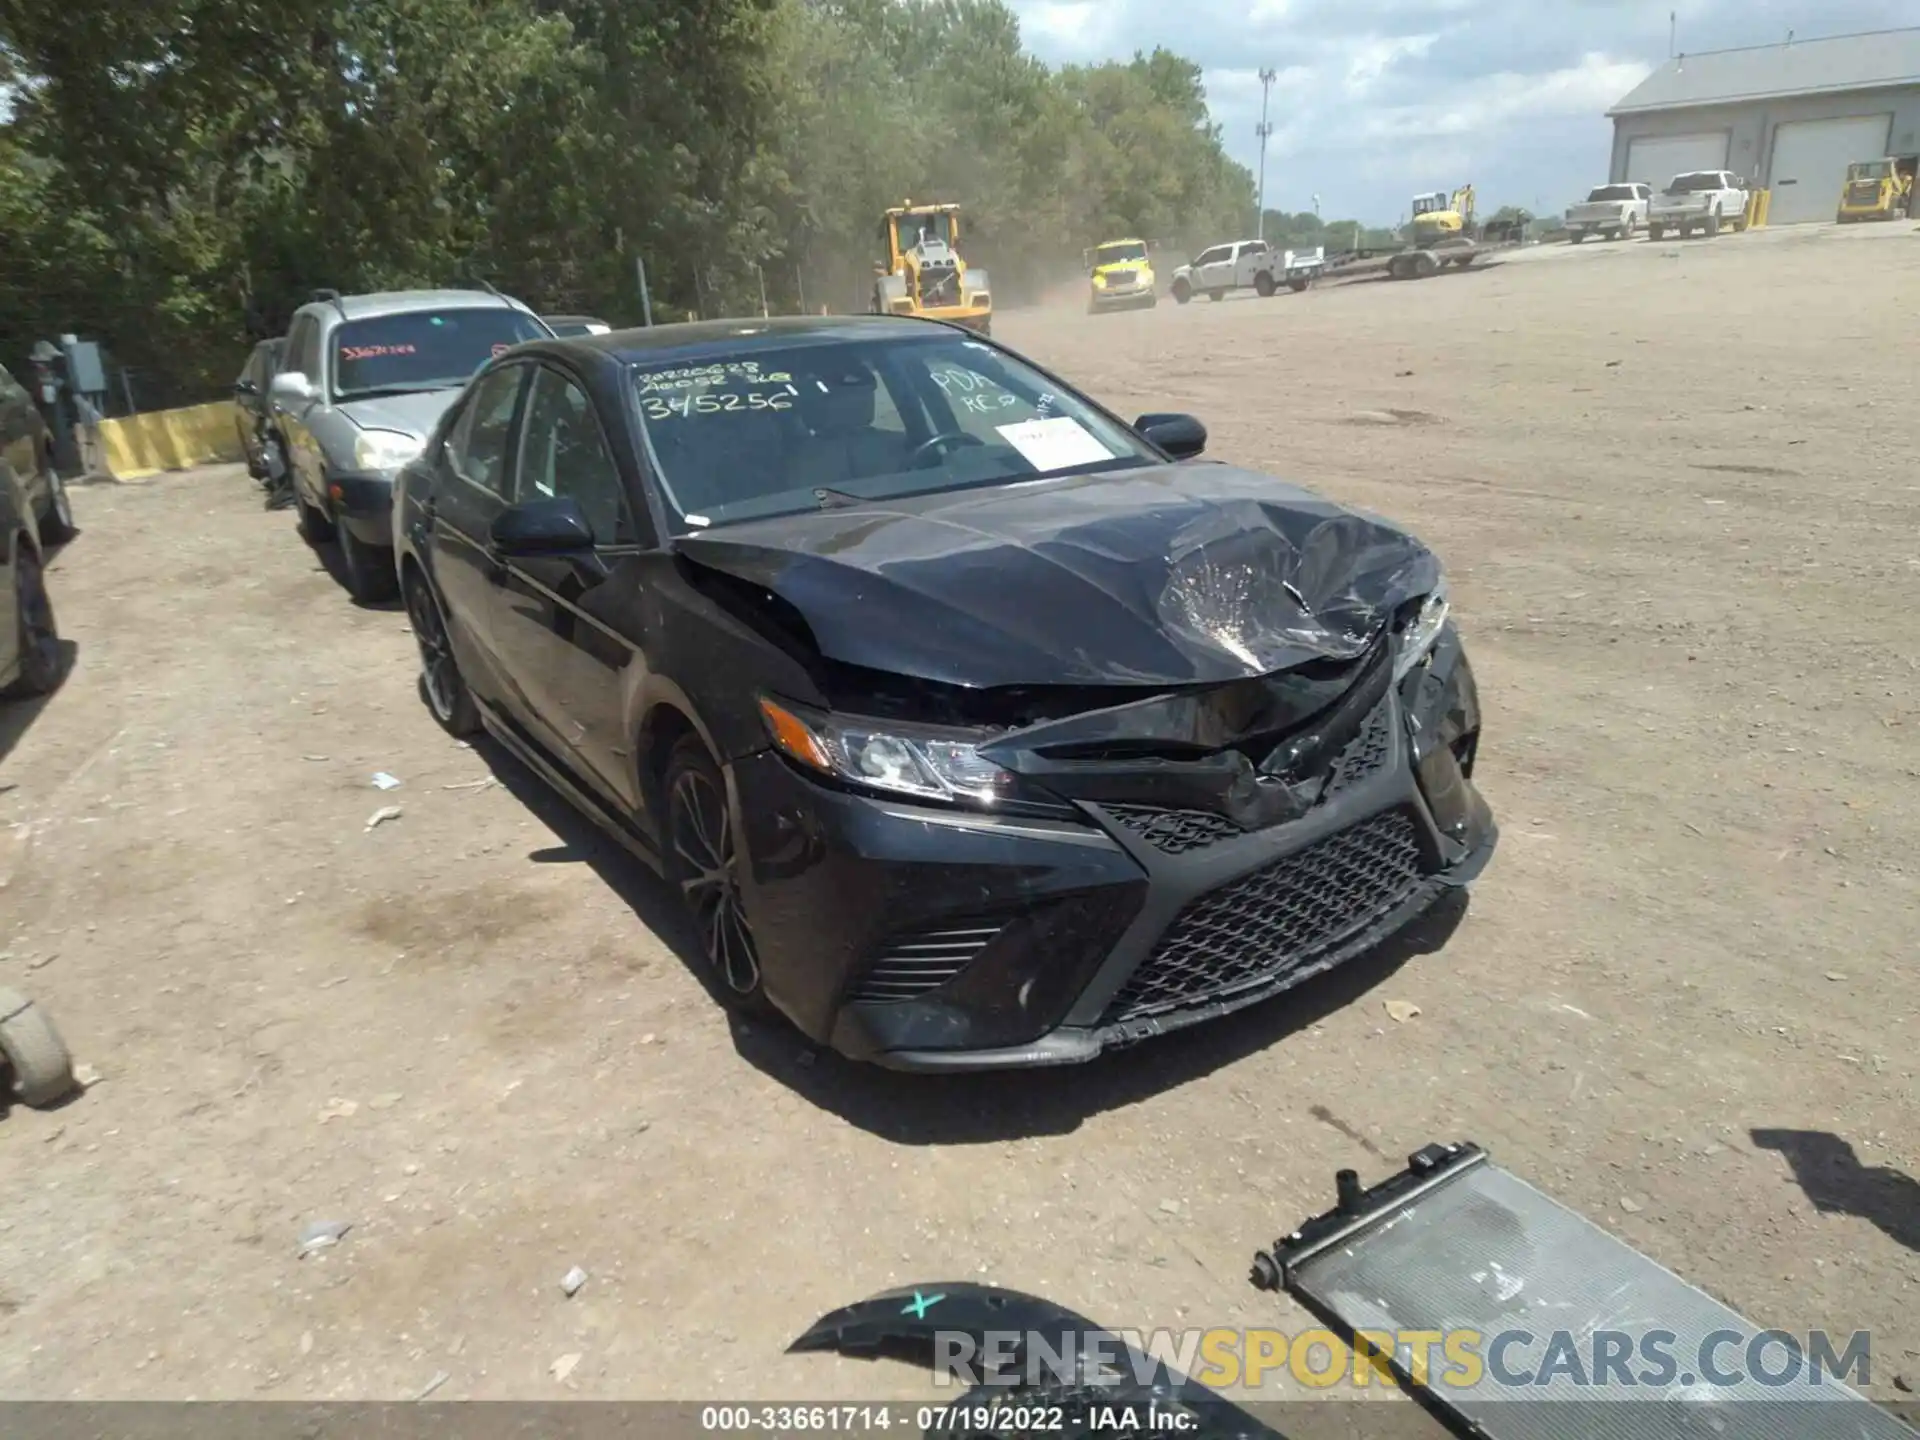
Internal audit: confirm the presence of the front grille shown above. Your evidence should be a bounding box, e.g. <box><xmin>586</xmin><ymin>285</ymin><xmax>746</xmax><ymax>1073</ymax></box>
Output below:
<box><xmin>850</xmin><ymin>921</ymin><xmax>1004</xmax><ymax>1003</ymax></box>
<box><xmin>1320</xmin><ymin>700</ymin><xmax>1395</xmax><ymax>801</ymax></box>
<box><xmin>1105</xmin><ymin>809</ymin><xmax>1426</xmax><ymax>1023</ymax></box>
<box><xmin>1102</xmin><ymin>702</ymin><xmax>1399</xmax><ymax>855</ymax></box>
<box><xmin>1105</xmin><ymin>805</ymin><xmax>1243</xmax><ymax>854</ymax></box>
<box><xmin>917</xmin><ymin>265</ymin><xmax>961</xmax><ymax>307</ymax></box>
<box><xmin>1848</xmin><ymin>183</ymin><xmax>1880</xmax><ymax>205</ymax></box>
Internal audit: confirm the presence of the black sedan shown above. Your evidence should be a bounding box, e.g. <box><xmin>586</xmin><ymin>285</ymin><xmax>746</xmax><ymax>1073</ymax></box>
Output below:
<box><xmin>1</xmin><ymin>458</ymin><xmax>62</xmax><ymax>700</ymax></box>
<box><xmin>391</xmin><ymin>316</ymin><xmax>1496</xmax><ymax>1069</ymax></box>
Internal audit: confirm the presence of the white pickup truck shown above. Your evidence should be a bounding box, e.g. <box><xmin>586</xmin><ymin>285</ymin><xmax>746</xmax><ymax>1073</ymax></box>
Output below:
<box><xmin>1170</xmin><ymin>240</ymin><xmax>1323</xmax><ymax>303</ymax></box>
<box><xmin>1565</xmin><ymin>183</ymin><xmax>1651</xmax><ymax>242</ymax></box>
<box><xmin>1648</xmin><ymin>170</ymin><xmax>1751</xmax><ymax>239</ymax></box>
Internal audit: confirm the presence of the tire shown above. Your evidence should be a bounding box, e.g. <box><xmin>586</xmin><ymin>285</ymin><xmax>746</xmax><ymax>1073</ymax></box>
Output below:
<box><xmin>404</xmin><ymin>567</ymin><xmax>481</xmax><ymax>737</ymax></box>
<box><xmin>1649</xmin><ymin>223</ymin><xmax>1665</xmax><ymax>241</ymax></box>
<box><xmin>1287</xmin><ymin>276</ymin><xmax>1308</xmax><ymax>293</ymax></box>
<box><xmin>36</xmin><ymin>461</ymin><xmax>76</xmax><ymax>546</ymax></box>
<box><xmin>663</xmin><ymin>735</ymin><xmax>772</xmax><ymax>1017</ymax></box>
<box><xmin>295</xmin><ymin>490</ymin><xmax>334</xmax><ymax>543</ymax></box>
<box><xmin>1702</xmin><ymin>209</ymin><xmax>1721</xmax><ymax>238</ymax></box>
<box><xmin>1253</xmin><ymin>271</ymin><xmax>1275</xmax><ymax>297</ymax></box>
<box><xmin>1569</xmin><ymin>231</ymin><xmax>1584</xmax><ymax>244</ymax></box>
<box><xmin>3</xmin><ymin>542</ymin><xmax>63</xmax><ymax>699</ymax></box>
<box><xmin>0</xmin><ymin>987</ymin><xmax>75</xmax><ymax>1108</ymax></box>
<box><xmin>336</xmin><ymin>522</ymin><xmax>398</xmax><ymax>604</ymax></box>
<box><xmin>1171</xmin><ymin>280</ymin><xmax>1192</xmax><ymax>305</ymax></box>
<box><xmin>1207</xmin><ymin>288</ymin><xmax>1225</xmax><ymax>302</ymax></box>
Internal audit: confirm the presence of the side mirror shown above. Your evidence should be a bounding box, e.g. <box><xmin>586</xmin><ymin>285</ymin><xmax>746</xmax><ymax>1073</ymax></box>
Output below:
<box><xmin>270</xmin><ymin>371</ymin><xmax>315</xmax><ymax>405</ymax></box>
<box><xmin>1136</xmin><ymin>412</ymin><xmax>1207</xmax><ymax>460</ymax></box>
<box><xmin>489</xmin><ymin>496</ymin><xmax>594</xmax><ymax>557</ymax></box>
<box><xmin>234</xmin><ymin>379</ymin><xmax>259</xmax><ymax>398</ymax></box>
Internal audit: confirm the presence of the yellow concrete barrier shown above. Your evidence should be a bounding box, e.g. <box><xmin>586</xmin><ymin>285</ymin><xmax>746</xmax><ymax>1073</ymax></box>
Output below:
<box><xmin>97</xmin><ymin>401</ymin><xmax>244</xmax><ymax>481</ymax></box>
<box><xmin>1746</xmin><ymin>188</ymin><xmax>1771</xmax><ymax>229</ymax></box>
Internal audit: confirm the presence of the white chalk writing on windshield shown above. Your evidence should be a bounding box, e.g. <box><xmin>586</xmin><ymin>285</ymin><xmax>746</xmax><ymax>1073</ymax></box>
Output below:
<box><xmin>638</xmin><ymin>362</ymin><xmax>791</xmax><ymax>394</ymax></box>
<box><xmin>931</xmin><ymin>366</ymin><xmax>1023</xmax><ymax>415</ymax></box>
<box><xmin>640</xmin><ymin>388</ymin><xmax>794</xmax><ymax>419</ymax></box>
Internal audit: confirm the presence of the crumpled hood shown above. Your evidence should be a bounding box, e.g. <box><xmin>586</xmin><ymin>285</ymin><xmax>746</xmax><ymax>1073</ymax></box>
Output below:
<box><xmin>674</xmin><ymin>464</ymin><xmax>1440</xmax><ymax>689</ymax></box>
<box><xmin>337</xmin><ymin>387</ymin><xmax>464</xmax><ymax>439</ymax></box>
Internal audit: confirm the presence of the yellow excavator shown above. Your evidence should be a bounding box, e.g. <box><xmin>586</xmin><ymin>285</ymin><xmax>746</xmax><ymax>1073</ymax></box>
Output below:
<box><xmin>870</xmin><ymin>201</ymin><xmax>993</xmax><ymax>335</ymax></box>
<box><xmin>1409</xmin><ymin>185</ymin><xmax>1476</xmax><ymax>246</ymax></box>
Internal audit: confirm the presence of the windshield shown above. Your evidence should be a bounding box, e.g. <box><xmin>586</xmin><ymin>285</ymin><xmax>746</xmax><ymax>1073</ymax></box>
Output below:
<box><xmin>330</xmin><ymin>308</ymin><xmax>548</xmax><ymax>399</ymax></box>
<box><xmin>1586</xmin><ymin>185</ymin><xmax>1638</xmax><ymax>202</ymax></box>
<box><xmin>1095</xmin><ymin>242</ymin><xmax>1149</xmax><ymax>267</ymax></box>
<box><xmin>1848</xmin><ymin>161</ymin><xmax>1893</xmax><ymax>181</ymax></box>
<box><xmin>1410</xmin><ymin>193</ymin><xmax>1446</xmax><ymax>215</ymax></box>
<box><xmin>893</xmin><ymin>213</ymin><xmax>954</xmax><ymax>253</ymax></box>
<box><xmin>633</xmin><ymin>334</ymin><xmax>1155</xmax><ymax>531</ymax></box>
<box><xmin>1665</xmin><ymin>173</ymin><xmax>1722</xmax><ymax>194</ymax></box>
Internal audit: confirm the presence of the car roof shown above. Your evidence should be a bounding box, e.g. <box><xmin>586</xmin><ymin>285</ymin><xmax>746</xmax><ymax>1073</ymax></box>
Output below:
<box><xmin>1096</xmin><ymin>238</ymin><xmax>1147</xmax><ymax>246</ymax></box>
<box><xmin>529</xmin><ymin>314</ymin><xmax>973</xmax><ymax>366</ymax></box>
<box><xmin>298</xmin><ymin>288</ymin><xmax>538</xmax><ymax>323</ymax></box>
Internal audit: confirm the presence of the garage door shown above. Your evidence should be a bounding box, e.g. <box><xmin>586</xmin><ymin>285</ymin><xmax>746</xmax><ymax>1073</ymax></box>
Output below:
<box><xmin>1768</xmin><ymin>114</ymin><xmax>1894</xmax><ymax>224</ymax></box>
<box><xmin>1625</xmin><ymin>132</ymin><xmax>1729</xmax><ymax>189</ymax></box>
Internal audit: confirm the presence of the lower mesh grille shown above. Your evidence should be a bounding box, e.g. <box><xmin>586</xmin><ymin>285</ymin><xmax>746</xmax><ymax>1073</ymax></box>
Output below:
<box><xmin>851</xmin><ymin>921</ymin><xmax>1003</xmax><ymax>1003</ymax></box>
<box><xmin>1106</xmin><ymin>809</ymin><xmax>1425</xmax><ymax>1023</ymax></box>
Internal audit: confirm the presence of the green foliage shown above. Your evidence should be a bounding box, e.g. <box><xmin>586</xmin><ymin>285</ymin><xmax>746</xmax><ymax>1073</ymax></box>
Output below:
<box><xmin>0</xmin><ymin>0</ymin><xmax>1251</xmax><ymax>403</ymax></box>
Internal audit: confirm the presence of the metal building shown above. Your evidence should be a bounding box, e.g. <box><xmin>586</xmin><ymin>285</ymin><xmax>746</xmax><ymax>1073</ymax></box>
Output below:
<box><xmin>1607</xmin><ymin>27</ymin><xmax>1920</xmax><ymax>225</ymax></box>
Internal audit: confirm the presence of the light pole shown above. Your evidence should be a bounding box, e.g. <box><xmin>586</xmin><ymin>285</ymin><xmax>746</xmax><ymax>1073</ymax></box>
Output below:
<box><xmin>1256</xmin><ymin>68</ymin><xmax>1277</xmax><ymax>240</ymax></box>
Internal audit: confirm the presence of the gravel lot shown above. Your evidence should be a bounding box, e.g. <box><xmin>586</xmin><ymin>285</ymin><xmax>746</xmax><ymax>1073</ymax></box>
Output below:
<box><xmin>1</xmin><ymin>221</ymin><xmax>1915</xmax><ymax>1414</ymax></box>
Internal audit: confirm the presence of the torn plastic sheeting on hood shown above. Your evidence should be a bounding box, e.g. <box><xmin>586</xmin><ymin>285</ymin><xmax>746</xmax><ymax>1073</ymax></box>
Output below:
<box><xmin>672</xmin><ymin>464</ymin><xmax>1441</xmax><ymax>692</ymax></box>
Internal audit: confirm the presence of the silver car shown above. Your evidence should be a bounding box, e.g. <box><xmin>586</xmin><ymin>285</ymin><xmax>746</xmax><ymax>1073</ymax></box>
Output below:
<box><xmin>269</xmin><ymin>288</ymin><xmax>551</xmax><ymax>601</ymax></box>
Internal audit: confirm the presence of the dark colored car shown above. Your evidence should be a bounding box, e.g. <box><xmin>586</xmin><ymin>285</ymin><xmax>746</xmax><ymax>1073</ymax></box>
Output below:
<box><xmin>1</xmin><ymin>458</ymin><xmax>62</xmax><ymax>699</ymax></box>
<box><xmin>541</xmin><ymin>315</ymin><xmax>612</xmax><ymax>337</ymax></box>
<box><xmin>392</xmin><ymin>315</ymin><xmax>1495</xmax><ymax>1070</ymax></box>
<box><xmin>232</xmin><ymin>337</ymin><xmax>285</xmax><ymax>480</ymax></box>
<box><xmin>0</xmin><ymin>362</ymin><xmax>76</xmax><ymax>547</ymax></box>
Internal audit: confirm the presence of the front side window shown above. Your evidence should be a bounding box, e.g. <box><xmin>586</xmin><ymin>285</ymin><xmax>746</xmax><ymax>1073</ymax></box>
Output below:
<box><xmin>331</xmin><ymin>308</ymin><xmax>548</xmax><ymax>401</ymax></box>
<box><xmin>631</xmin><ymin>335</ymin><xmax>1154</xmax><ymax>531</ymax></box>
<box><xmin>515</xmin><ymin>368</ymin><xmax>633</xmax><ymax>544</ymax></box>
<box><xmin>445</xmin><ymin>364</ymin><xmax>527</xmax><ymax>496</ymax></box>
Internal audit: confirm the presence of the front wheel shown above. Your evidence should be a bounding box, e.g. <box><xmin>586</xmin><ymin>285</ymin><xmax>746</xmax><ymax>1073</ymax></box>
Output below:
<box><xmin>1207</xmin><ymin>288</ymin><xmax>1226</xmax><ymax>302</ymax></box>
<box><xmin>1171</xmin><ymin>280</ymin><xmax>1192</xmax><ymax>305</ymax></box>
<box><xmin>3</xmin><ymin>544</ymin><xmax>63</xmax><ymax>699</ymax></box>
<box><xmin>1702</xmin><ymin>209</ymin><xmax>1721</xmax><ymax>237</ymax></box>
<box><xmin>37</xmin><ymin>461</ymin><xmax>76</xmax><ymax>546</ymax></box>
<box><xmin>0</xmin><ymin>988</ymin><xmax>75</xmax><ymax>1108</ymax></box>
<box><xmin>1569</xmin><ymin>231</ymin><xmax>1584</xmax><ymax>244</ymax></box>
<box><xmin>336</xmin><ymin>523</ymin><xmax>398</xmax><ymax>604</ymax></box>
<box><xmin>664</xmin><ymin>735</ymin><xmax>772</xmax><ymax>1017</ymax></box>
<box><xmin>1253</xmin><ymin>271</ymin><xmax>1275</xmax><ymax>297</ymax></box>
<box><xmin>405</xmin><ymin>569</ymin><xmax>480</xmax><ymax>737</ymax></box>
<box><xmin>1649</xmin><ymin>223</ymin><xmax>1666</xmax><ymax>241</ymax></box>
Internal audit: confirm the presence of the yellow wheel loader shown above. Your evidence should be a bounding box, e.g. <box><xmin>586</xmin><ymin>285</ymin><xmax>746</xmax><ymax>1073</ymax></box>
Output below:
<box><xmin>870</xmin><ymin>201</ymin><xmax>992</xmax><ymax>336</ymax></box>
<box><xmin>1835</xmin><ymin>156</ymin><xmax>1916</xmax><ymax>223</ymax></box>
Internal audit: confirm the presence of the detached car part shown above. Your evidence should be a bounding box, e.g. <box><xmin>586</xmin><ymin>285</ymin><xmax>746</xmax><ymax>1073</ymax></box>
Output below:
<box><xmin>1252</xmin><ymin>1142</ymin><xmax>1915</xmax><ymax>1440</ymax></box>
<box><xmin>796</xmin><ymin>1143</ymin><xmax>1915</xmax><ymax>1440</ymax></box>
<box><xmin>0</xmin><ymin>985</ymin><xmax>76</xmax><ymax>1108</ymax></box>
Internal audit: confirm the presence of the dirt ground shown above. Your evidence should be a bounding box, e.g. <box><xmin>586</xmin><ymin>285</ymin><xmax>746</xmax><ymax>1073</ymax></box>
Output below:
<box><xmin>1</xmin><ymin>222</ymin><xmax>1915</xmax><ymax>1414</ymax></box>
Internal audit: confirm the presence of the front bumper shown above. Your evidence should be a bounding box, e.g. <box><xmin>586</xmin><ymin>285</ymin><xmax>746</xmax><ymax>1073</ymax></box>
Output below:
<box><xmin>730</xmin><ymin>630</ymin><xmax>1496</xmax><ymax>1070</ymax></box>
<box><xmin>1090</xmin><ymin>285</ymin><xmax>1156</xmax><ymax>310</ymax></box>
<box><xmin>326</xmin><ymin>469</ymin><xmax>396</xmax><ymax>545</ymax></box>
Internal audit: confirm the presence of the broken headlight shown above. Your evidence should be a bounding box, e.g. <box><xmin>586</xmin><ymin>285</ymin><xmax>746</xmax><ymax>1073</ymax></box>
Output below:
<box><xmin>759</xmin><ymin>697</ymin><xmax>1018</xmax><ymax>806</ymax></box>
<box><xmin>1393</xmin><ymin>577</ymin><xmax>1450</xmax><ymax>681</ymax></box>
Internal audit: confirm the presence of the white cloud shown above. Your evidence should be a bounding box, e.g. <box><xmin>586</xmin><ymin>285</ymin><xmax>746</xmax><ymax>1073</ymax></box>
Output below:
<box><xmin>1008</xmin><ymin>0</ymin><xmax>1904</xmax><ymax>221</ymax></box>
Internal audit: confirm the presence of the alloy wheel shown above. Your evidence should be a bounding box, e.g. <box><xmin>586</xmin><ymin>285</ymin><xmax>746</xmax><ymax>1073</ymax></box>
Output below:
<box><xmin>670</xmin><ymin>766</ymin><xmax>760</xmax><ymax>995</ymax></box>
<box><xmin>407</xmin><ymin>578</ymin><xmax>459</xmax><ymax>723</ymax></box>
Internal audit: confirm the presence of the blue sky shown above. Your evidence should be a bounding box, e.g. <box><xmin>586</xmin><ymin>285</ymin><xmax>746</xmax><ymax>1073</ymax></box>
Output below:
<box><xmin>1005</xmin><ymin>0</ymin><xmax>1915</xmax><ymax>223</ymax></box>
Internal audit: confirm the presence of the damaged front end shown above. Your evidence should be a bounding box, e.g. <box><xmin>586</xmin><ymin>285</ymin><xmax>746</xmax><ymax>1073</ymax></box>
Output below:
<box><xmin>676</xmin><ymin>466</ymin><xmax>1496</xmax><ymax>1068</ymax></box>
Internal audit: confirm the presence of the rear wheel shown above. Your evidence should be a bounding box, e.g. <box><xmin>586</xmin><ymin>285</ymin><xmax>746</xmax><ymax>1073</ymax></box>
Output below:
<box><xmin>1171</xmin><ymin>279</ymin><xmax>1192</xmax><ymax>305</ymax></box>
<box><xmin>1702</xmin><ymin>209</ymin><xmax>1721</xmax><ymax>237</ymax></box>
<box><xmin>1207</xmin><ymin>288</ymin><xmax>1225</xmax><ymax>302</ymax></box>
<box><xmin>1649</xmin><ymin>223</ymin><xmax>1666</xmax><ymax>241</ymax></box>
<box><xmin>337</xmin><ymin>523</ymin><xmax>398</xmax><ymax>604</ymax></box>
<box><xmin>405</xmin><ymin>568</ymin><xmax>480</xmax><ymax>737</ymax></box>
<box><xmin>1253</xmin><ymin>271</ymin><xmax>1275</xmax><ymax>297</ymax></box>
<box><xmin>3</xmin><ymin>543</ymin><xmax>63</xmax><ymax>698</ymax></box>
<box><xmin>1569</xmin><ymin>231</ymin><xmax>1584</xmax><ymax>244</ymax></box>
<box><xmin>664</xmin><ymin>735</ymin><xmax>771</xmax><ymax>1016</ymax></box>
